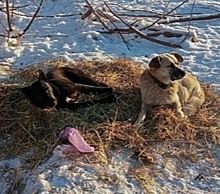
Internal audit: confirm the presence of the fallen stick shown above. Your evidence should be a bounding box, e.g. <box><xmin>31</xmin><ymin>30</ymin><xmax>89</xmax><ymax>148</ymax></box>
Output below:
<box><xmin>159</xmin><ymin>13</ymin><xmax>220</xmax><ymax>24</ymax></box>
<box><xmin>99</xmin><ymin>28</ymin><xmax>186</xmax><ymax>38</ymax></box>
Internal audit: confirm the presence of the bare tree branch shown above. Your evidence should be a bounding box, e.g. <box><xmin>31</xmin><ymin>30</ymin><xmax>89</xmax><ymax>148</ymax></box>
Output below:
<box><xmin>16</xmin><ymin>0</ymin><xmax>44</xmax><ymax>38</ymax></box>
<box><xmin>82</xmin><ymin>9</ymin><xmax>92</xmax><ymax>20</ymax></box>
<box><xmin>103</xmin><ymin>1</ymin><xmax>182</xmax><ymax>48</ymax></box>
<box><xmin>159</xmin><ymin>13</ymin><xmax>220</xmax><ymax>24</ymax></box>
<box><xmin>6</xmin><ymin>0</ymin><xmax>13</xmax><ymax>32</ymax></box>
<box><xmin>99</xmin><ymin>28</ymin><xmax>185</xmax><ymax>39</ymax></box>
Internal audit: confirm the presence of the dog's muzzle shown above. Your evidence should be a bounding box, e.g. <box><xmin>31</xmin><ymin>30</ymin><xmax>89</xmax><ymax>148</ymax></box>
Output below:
<box><xmin>170</xmin><ymin>68</ymin><xmax>186</xmax><ymax>81</ymax></box>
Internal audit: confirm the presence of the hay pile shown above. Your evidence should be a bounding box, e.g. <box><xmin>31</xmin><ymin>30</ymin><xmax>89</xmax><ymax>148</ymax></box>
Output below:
<box><xmin>0</xmin><ymin>59</ymin><xmax>219</xmax><ymax>167</ymax></box>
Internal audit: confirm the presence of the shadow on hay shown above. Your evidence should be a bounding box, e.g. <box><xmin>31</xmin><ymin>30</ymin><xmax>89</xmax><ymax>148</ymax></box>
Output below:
<box><xmin>0</xmin><ymin>83</ymin><xmax>142</xmax><ymax>159</ymax></box>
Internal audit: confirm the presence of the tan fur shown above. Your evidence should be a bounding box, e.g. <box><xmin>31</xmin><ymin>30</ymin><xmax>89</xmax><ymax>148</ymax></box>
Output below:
<box><xmin>135</xmin><ymin>53</ymin><xmax>205</xmax><ymax>125</ymax></box>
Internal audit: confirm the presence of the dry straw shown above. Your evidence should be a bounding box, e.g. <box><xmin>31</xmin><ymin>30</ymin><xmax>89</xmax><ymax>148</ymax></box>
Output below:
<box><xmin>0</xmin><ymin>59</ymin><xmax>219</xmax><ymax>168</ymax></box>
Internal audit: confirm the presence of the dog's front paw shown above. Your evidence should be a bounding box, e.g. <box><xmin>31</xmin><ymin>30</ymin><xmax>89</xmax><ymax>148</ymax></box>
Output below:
<box><xmin>104</xmin><ymin>91</ymin><xmax>121</xmax><ymax>103</ymax></box>
<box><xmin>134</xmin><ymin>112</ymin><xmax>146</xmax><ymax>125</ymax></box>
<box><xmin>112</xmin><ymin>91</ymin><xmax>121</xmax><ymax>102</ymax></box>
<box><xmin>177</xmin><ymin>110</ymin><xmax>187</xmax><ymax>118</ymax></box>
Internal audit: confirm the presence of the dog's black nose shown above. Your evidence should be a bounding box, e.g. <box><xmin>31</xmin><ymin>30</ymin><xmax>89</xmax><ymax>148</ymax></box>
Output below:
<box><xmin>179</xmin><ymin>70</ymin><xmax>186</xmax><ymax>79</ymax></box>
<box><xmin>171</xmin><ymin>68</ymin><xmax>186</xmax><ymax>81</ymax></box>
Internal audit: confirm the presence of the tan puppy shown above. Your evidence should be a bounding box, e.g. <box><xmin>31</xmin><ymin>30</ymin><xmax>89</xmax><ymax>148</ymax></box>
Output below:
<box><xmin>135</xmin><ymin>52</ymin><xmax>205</xmax><ymax>125</ymax></box>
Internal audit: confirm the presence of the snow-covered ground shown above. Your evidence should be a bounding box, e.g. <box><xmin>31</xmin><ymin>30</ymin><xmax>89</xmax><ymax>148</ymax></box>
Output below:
<box><xmin>0</xmin><ymin>0</ymin><xmax>220</xmax><ymax>193</ymax></box>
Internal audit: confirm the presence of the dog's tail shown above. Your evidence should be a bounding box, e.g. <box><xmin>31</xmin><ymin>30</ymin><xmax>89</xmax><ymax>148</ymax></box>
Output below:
<box><xmin>74</xmin><ymin>83</ymin><xmax>113</xmax><ymax>94</ymax></box>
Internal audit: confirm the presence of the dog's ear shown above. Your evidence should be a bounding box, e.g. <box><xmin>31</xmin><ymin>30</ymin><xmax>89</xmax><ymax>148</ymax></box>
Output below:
<box><xmin>38</xmin><ymin>69</ymin><xmax>47</xmax><ymax>81</ymax></box>
<box><xmin>171</xmin><ymin>52</ymin><xmax>184</xmax><ymax>62</ymax></box>
<box><xmin>149</xmin><ymin>56</ymin><xmax>162</xmax><ymax>69</ymax></box>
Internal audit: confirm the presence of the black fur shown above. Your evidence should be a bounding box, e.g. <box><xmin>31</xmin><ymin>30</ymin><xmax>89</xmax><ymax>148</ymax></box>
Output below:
<box><xmin>20</xmin><ymin>66</ymin><xmax>118</xmax><ymax>109</ymax></box>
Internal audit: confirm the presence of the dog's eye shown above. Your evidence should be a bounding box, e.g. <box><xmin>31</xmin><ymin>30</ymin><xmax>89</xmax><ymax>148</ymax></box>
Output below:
<box><xmin>167</xmin><ymin>63</ymin><xmax>175</xmax><ymax>68</ymax></box>
<box><xmin>45</xmin><ymin>89</ymin><xmax>51</xmax><ymax>95</ymax></box>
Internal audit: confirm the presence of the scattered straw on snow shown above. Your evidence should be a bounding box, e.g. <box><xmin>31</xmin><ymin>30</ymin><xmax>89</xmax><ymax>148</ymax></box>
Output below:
<box><xmin>0</xmin><ymin>59</ymin><xmax>219</xmax><ymax>189</ymax></box>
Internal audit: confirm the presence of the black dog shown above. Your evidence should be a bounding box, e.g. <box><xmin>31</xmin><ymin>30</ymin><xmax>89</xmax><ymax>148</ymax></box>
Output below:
<box><xmin>20</xmin><ymin>66</ymin><xmax>118</xmax><ymax>109</ymax></box>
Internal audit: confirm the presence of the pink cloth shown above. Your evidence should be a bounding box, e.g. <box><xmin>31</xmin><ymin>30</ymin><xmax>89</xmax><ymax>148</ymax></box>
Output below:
<box><xmin>59</xmin><ymin>127</ymin><xmax>94</xmax><ymax>153</ymax></box>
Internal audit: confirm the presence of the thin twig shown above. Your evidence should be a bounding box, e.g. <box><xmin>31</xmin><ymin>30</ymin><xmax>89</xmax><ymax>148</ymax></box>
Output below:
<box><xmin>0</xmin><ymin>33</ymin><xmax>6</xmax><ymax>37</ymax></box>
<box><xmin>85</xmin><ymin>0</ymin><xmax>110</xmax><ymax>31</ymax></box>
<box><xmin>107</xmin><ymin>2</ymin><xmax>181</xmax><ymax>17</ymax></box>
<box><xmin>10</xmin><ymin>0</ymin><xmax>15</xmax><ymax>26</ymax></box>
<box><xmin>96</xmin><ymin>10</ymin><xmax>130</xmax><ymax>51</ymax></box>
<box><xmin>159</xmin><ymin>13</ymin><xmax>220</xmax><ymax>24</ymax></box>
<box><xmin>180</xmin><ymin>0</ymin><xmax>195</xmax><ymax>43</ymax></box>
<box><xmin>0</xmin><ymin>19</ymin><xmax>8</xmax><ymax>33</ymax></box>
<box><xmin>30</xmin><ymin>0</ymin><xmax>39</xmax><ymax>7</ymax></box>
<box><xmin>8</xmin><ymin>12</ymin><xmax>78</xmax><ymax>18</ymax></box>
<box><xmin>187</xmin><ymin>0</ymin><xmax>195</xmax><ymax>31</ymax></box>
<box><xmin>162</xmin><ymin>0</ymin><xmax>170</xmax><ymax>14</ymax></box>
<box><xmin>0</xmin><ymin>4</ymin><xmax>29</xmax><ymax>11</ymax></box>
